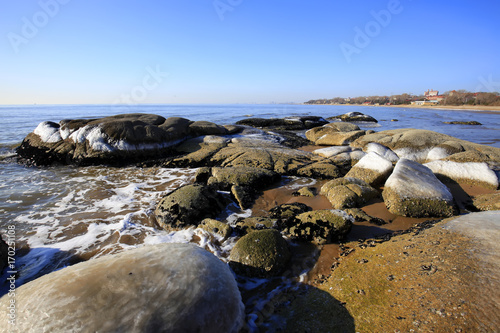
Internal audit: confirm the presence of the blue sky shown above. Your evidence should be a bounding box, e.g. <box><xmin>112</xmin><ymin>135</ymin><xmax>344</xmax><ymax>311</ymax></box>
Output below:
<box><xmin>1</xmin><ymin>0</ymin><xmax>499</xmax><ymax>104</ymax></box>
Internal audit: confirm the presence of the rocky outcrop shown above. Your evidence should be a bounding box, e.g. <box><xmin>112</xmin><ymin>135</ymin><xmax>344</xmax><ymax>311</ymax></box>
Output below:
<box><xmin>236</xmin><ymin>116</ymin><xmax>328</xmax><ymax>131</ymax></box>
<box><xmin>229</xmin><ymin>229</ymin><xmax>290</xmax><ymax>278</ymax></box>
<box><xmin>320</xmin><ymin>177</ymin><xmax>379</xmax><ymax>209</ymax></box>
<box><xmin>280</xmin><ymin>210</ymin><xmax>353</xmax><ymax>245</ymax></box>
<box><xmin>155</xmin><ymin>184</ymin><xmax>227</xmax><ymax>230</ymax></box>
<box><xmin>382</xmin><ymin>159</ymin><xmax>456</xmax><ymax>217</ymax></box>
<box><xmin>208</xmin><ymin>136</ymin><xmax>343</xmax><ymax>179</ymax></box>
<box><xmin>16</xmin><ymin>114</ymin><xmax>228</xmax><ymax>166</ymax></box>
<box><xmin>352</xmin><ymin>128</ymin><xmax>500</xmax><ymax>164</ymax></box>
<box><xmin>328</xmin><ymin>112</ymin><xmax>378</xmax><ymax>123</ymax></box>
<box><xmin>306</xmin><ymin>125</ymin><xmax>366</xmax><ymax>146</ymax></box>
<box><xmin>424</xmin><ymin>160</ymin><xmax>499</xmax><ymax>190</ymax></box>
<box><xmin>0</xmin><ymin>243</ymin><xmax>245</xmax><ymax>333</ymax></box>
<box><xmin>444</xmin><ymin>121</ymin><xmax>482</xmax><ymax>125</ymax></box>
<box><xmin>345</xmin><ymin>152</ymin><xmax>394</xmax><ymax>186</ymax></box>
<box><xmin>207</xmin><ymin>166</ymin><xmax>280</xmax><ymax>190</ymax></box>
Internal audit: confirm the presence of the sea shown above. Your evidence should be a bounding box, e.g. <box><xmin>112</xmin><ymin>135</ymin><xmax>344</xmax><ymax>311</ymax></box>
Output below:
<box><xmin>0</xmin><ymin>104</ymin><xmax>499</xmax><ymax>325</ymax></box>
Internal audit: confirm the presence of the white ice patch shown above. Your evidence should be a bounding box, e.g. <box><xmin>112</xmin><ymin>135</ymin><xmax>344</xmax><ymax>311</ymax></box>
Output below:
<box><xmin>313</xmin><ymin>146</ymin><xmax>351</xmax><ymax>158</ymax></box>
<box><xmin>424</xmin><ymin>160</ymin><xmax>499</xmax><ymax>188</ymax></box>
<box><xmin>34</xmin><ymin>122</ymin><xmax>63</xmax><ymax>143</ymax></box>
<box><xmin>352</xmin><ymin>151</ymin><xmax>393</xmax><ymax>173</ymax></box>
<box><xmin>385</xmin><ymin>158</ymin><xmax>453</xmax><ymax>201</ymax></box>
<box><xmin>426</xmin><ymin>147</ymin><xmax>450</xmax><ymax>161</ymax></box>
<box><xmin>365</xmin><ymin>142</ymin><xmax>399</xmax><ymax>162</ymax></box>
<box><xmin>349</xmin><ymin>150</ymin><xmax>367</xmax><ymax>161</ymax></box>
<box><xmin>394</xmin><ymin>147</ymin><xmax>431</xmax><ymax>163</ymax></box>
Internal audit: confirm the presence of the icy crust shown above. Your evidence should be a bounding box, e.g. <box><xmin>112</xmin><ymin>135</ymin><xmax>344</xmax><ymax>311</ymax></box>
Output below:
<box><xmin>365</xmin><ymin>142</ymin><xmax>399</xmax><ymax>162</ymax></box>
<box><xmin>34</xmin><ymin>122</ymin><xmax>183</xmax><ymax>152</ymax></box>
<box><xmin>425</xmin><ymin>160</ymin><xmax>499</xmax><ymax>189</ymax></box>
<box><xmin>0</xmin><ymin>243</ymin><xmax>245</xmax><ymax>333</ymax></box>
<box><xmin>352</xmin><ymin>151</ymin><xmax>393</xmax><ymax>173</ymax></box>
<box><xmin>385</xmin><ymin>159</ymin><xmax>453</xmax><ymax>202</ymax></box>
<box><xmin>33</xmin><ymin>121</ymin><xmax>63</xmax><ymax>143</ymax></box>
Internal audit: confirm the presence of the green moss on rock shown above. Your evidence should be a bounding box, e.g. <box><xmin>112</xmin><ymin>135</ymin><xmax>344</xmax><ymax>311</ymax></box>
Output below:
<box><xmin>229</xmin><ymin>229</ymin><xmax>290</xmax><ymax>278</ymax></box>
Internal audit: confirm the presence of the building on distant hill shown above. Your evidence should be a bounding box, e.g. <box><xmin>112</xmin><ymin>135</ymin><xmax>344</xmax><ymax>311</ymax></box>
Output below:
<box><xmin>424</xmin><ymin>89</ymin><xmax>439</xmax><ymax>97</ymax></box>
<box><xmin>411</xmin><ymin>89</ymin><xmax>445</xmax><ymax>105</ymax></box>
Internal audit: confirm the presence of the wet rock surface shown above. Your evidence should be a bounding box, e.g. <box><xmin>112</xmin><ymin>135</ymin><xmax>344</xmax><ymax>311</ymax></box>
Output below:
<box><xmin>320</xmin><ymin>177</ymin><xmax>379</xmax><ymax>209</ymax></box>
<box><xmin>280</xmin><ymin>209</ymin><xmax>353</xmax><ymax>245</ymax></box>
<box><xmin>236</xmin><ymin>116</ymin><xmax>328</xmax><ymax>130</ymax></box>
<box><xmin>229</xmin><ymin>229</ymin><xmax>291</xmax><ymax>278</ymax></box>
<box><xmin>154</xmin><ymin>184</ymin><xmax>227</xmax><ymax>230</ymax></box>
<box><xmin>0</xmin><ymin>243</ymin><xmax>245</xmax><ymax>333</ymax></box>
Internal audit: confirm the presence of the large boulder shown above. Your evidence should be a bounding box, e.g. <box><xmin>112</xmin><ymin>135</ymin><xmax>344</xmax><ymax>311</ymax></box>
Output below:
<box><xmin>155</xmin><ymin>184</ymin><xmax>227</xmax><ymax>230</ymax></box>
<box><xmin>345</xmin><ymin>152</ymin><xmax>394</xmax><ymax>186</ymax></box>
<box><xmin>328</xmin><ymin>112</ymin><xmax>378</xmax><ymax>123</ymax></box>
<box><xmin>424</xmin><ymin>160</ymin><xmax>499</xmax><ymax>190</ymax></box>
<box><xmin>281</xmin><ymin>210</ymin><xmax>353</xmax><ymax>245</ymax></box>
<box><xmin>209</xmin><ymin>138</ymin><xmax>342</xmax><ymax>178</ymax></box>
<box><xmin>16</xmin><ymin>114</ymin><xmax>229</xmax><ymax>166</ymax></box>
<box><xmin>236</xmin><ymin>116</ymin><xmax>328</xmax><ymax>131</ymax></box>
<box><xmin>352</xmin><ymin>128</ymin><xmax>500</xmax><ymax>164</ymax></box>
<box><xmin>207</xmin><ymin>166</ymin><xmax>280</xmax><ymax>190</ymax></box>
<box><xmin>229</xmin><ymin>229</ymin><xmax>290</xmax><ymax>278</ymax></box>
<box><xmin>320</xmin><ymin>177</ymin><xmax>379</xmax><ymax>209</ymax></box>
<box><xmin>0</xmin><ymin>243</ymin><xmax>245</xmax><ymax>333</ymax></box>
<box><xmin>382</xmin><ymin>159</ymin><xmax>456</xmax><ymax>217</ymax></box>
<box><xmin>305</xmin><ymin>126</ymin><xmax>366</xmax><ymax>146</ymax></box>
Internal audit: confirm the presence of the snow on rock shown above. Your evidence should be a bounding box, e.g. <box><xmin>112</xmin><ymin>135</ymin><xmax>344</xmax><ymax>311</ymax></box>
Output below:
<box><xmin>425</xmin><ymin>160</ymin><xmax>499</xmax><ymax>189</ymax></box>
<box><xmin>33</xmin><ymin>121</ymin><xmax>63</xmax><ymax>143</ymax></box>
<box><xmin>345</xmin><ymin>151</ymin><xmax>394</xmax><ymax>186</ymax></box>
<box><xmin>365</xmin><ymin>142</ymin><xmax>399</xmax><ymax>162</ymax></box>
<box><xmin>426</xmin><ymin>147</ymin><xmax>450</xmax><ymax>161</ymax></box>
<box><xmin>0</xmin><ymin>243</ymin><xmax>245</xmax><ymax>333</ymax></box>
<box><xmin>382</xmin><ymin>159</ymin><xmax>455</xmax><ymax>217</ymax></box>
<box><xmin>313</xmin><ymin>146</ymin><xmax>352</xmax><ymax>158</ymax></box>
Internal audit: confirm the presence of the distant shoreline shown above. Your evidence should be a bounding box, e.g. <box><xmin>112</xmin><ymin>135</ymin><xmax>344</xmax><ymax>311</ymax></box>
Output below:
<box><xmin>304</xmin><ymin>103</ymin><xmax>500</xmax><ymax>113</ymax></box>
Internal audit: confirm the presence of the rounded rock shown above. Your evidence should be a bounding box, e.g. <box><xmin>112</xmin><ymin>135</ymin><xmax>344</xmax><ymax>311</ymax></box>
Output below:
<box><xmin>0</xmin><ymin>243</ymin><xmax>245</xmax><ymax>333</ymax></box>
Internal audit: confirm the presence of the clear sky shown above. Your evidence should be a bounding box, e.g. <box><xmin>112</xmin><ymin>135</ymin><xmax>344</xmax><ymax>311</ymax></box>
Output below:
<box><xmin>1</xmin><ymin>0</ymin><xmax>499</xmax><ymax>104</ymax></box>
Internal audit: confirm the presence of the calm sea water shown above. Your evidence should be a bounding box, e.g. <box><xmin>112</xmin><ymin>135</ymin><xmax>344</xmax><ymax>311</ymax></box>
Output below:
<box><xmin>0</xmin><ymin>104</ymin><xmax>499</xmax><ymax>296</ymax></box>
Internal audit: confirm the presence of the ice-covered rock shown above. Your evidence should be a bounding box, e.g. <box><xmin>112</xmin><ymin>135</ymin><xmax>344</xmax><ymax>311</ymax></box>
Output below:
<box><xmin>352</xmin><ymin>128</ymin><xmax>500</xmax><ymax>164</ymax></box>
<box><xmin>345</xmin><ymin>152</ymin><xmax>394</xmax><ymax>186</ymax></box>
<box><xmin>17</xmin><ymin>114</ymin><xmax>227</xmax><ymax>166</ymax></box>
<box><xmin>425</xmin><ymin>160</ymin><xmax>499</xmax><ymax>190</ymax></box>
<box><xmin>0</xmin><ymin>243</ymin><xmax>245</xmax><ymax>333</ymax></box>
<box><xmin>382</xmin><ymin>159</ymin><xmax>456</xmax><ymax>217</ymax></box>
<box><xmin>328</xmin><ymin>112</ymin><xmax>378</xmax><ymax>123</ymax></box>
<box><xmin>364</xmin><ymin>142</ymin><xmax>399</xmax><ymax>162</ymax></box>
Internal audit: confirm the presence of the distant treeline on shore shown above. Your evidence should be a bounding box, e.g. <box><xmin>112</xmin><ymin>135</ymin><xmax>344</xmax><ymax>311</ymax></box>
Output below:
<box><xmin>305</xmin><ymin>90</ymin><xmax>500</xmax><ymax>107</ymax></box>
